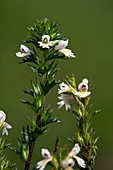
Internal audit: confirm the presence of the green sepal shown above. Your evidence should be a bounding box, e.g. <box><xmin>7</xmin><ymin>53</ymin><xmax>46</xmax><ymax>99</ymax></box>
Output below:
<box><xmin>66</xmin><ymin>74</ymin><xmax>76</xmax><ymax>89</ymax></box>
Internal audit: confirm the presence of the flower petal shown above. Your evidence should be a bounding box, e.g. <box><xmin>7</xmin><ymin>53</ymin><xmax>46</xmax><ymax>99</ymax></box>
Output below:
<box><xmin>0</xmin><ymin>110</ymin><xmax>6</xmax><ymax>122</ymax></box>
<box><xmin>76</xmin><ymin>91</ymin><xmax>91</xmax><ymax>98</ymax></box>
<box><xmin>55</xmin><ymin>40</ymin><xmax>68</xmax><ymax>50</ymax></box>
<box><xmin>69</xmin><ymin>143</ymin><xmax>80</xmax><ymax>157</ymax></box>
<box><xmin>4</xmin><ymin>122</ymin><xmax>12</xmax><ymax>129</ymax></box>
<box><xmin>20</xmin><ymin>44</ymin><xmax>31</xmax><ymax>54</ymax></box>
<box><xmin>36</xmin><ymin>158</ymin><xmax>52</xmax><ymax>170</ymax></box>
<box><xmin>57</xmin><ymin>94</ymin><xmax>72</xmax><ymax>110</ymax></box>
<box><xmin>2</xmin><ymin>127</ymin><xmax>8</xmax><ymax>135</ymax></box>
<box><xmin>59</xmin><ymin>49</ymin><xmax>75</xmax><ymax>58</ymax></box>
<box><xmin>42</xmin><ymin>149</ymin><xmax>51</xmax><ymax>159</ymax></box>
<box><xmin>16</xmin><ymin>45</ymin><xmax>31</xmax><ymax>57</ymax></box>
<box><xmin>58</xmin><ymin>82</ymin><xmax>70</xmax><ymax>94</ymax></box>
<box><xmin>73</xmin><ymin>155</ymin><xmax>86</xmax><ymax>168</ymax></box>
<box><xmin>16</xmin><ymin>52</ymin><xmax>30</xmax><ymax>57</ymax></box>
<box><xmin>42</xmin><ymin>35</ymin><xmax>50</xmax><ymax>42</ymax></box>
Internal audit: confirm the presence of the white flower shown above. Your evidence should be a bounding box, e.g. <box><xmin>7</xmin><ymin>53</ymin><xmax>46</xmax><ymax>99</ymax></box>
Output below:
<box><xmin>62</xmin><ymin>158</ymin><xmax>75</xmax><ymax>170</ymax></box>
<box><xmin>57</xmin><ymin>94</ymin><xmax>73</xmax><ymax>110</ymax></box>
<box><xmin>0</xmin><ymin>110</ymin><xmax>12</xmax><ymax>135</ymax></box>
<box><xmin>55</xmin><ymin>40</ymin><xmax>68</xmax><ymax>50</ymax></box>
<box><xmin>55</xmin><ymin>39</ymin><xmax>76</xmax><ymax>58</ymax></box>
<box><xmin>69</xmin><ymin>144</ymin><xmax>86</xmax><ymax>168</ymax></box>
<box><xmin>16</xmin><ymin>44</ymin><xmax>31</xmax><ymax>57</ymax></box>
<box><xmin>76</xmin><ymin>78</ymin><xmax>91</xmax><ymax>98</ymax></box>
<box><xmin>38</xmin><ymin>35</ymin><xmax>54</xmax><ymax>49</ymax></box>
<box><xmin>36</xmin><ymin>149</ymin><xmax>52</xmax><ymax>170</ymax></box>
<box><xmin>59</xmin><ymin>49</ymin><xmax>75</xmax><ymax>58</ymax></box>
<box><xmin>58</xmin><ymin>82</ymin><xmax>70</xmax><ymax>94</ymax></box>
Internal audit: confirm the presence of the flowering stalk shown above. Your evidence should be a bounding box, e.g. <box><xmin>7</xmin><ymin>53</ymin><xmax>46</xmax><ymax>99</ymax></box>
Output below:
<box><xmin>14</xmin><ymin>18</ymin><xmax>76</xmax><ymax>170</ymax></box>
<box><xmin>57</xmin><ymin>76</ymin><xmax>99</xmax><ymax>170</ymax></box>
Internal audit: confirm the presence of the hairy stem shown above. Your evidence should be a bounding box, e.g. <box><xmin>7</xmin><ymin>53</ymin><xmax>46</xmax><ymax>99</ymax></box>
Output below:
<box><xmin>24</xmin><ymin>112</ymin><xmax>41</xmax><ymax>170</ymax></box>
<box><xmin>24</xmin><ymin>140</ymin><xmax>35</xmax><ymax>170</ymax></box>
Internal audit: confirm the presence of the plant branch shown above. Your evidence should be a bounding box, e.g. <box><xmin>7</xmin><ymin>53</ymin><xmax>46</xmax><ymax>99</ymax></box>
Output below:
<box><xmin>24</xmin><ymin>140</ymin><xmax>35</xmax><ymax>170</ymax></box>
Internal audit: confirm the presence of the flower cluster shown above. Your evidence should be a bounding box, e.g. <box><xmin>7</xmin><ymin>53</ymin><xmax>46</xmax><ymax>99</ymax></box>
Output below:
<box><xmin>0</xmin><ymin>110</ymin><xmax>12</xmax><ymax>135</ymax></box>
<box><xmin>36</xmin><ymin>144</ymin><xmax>86</xmax><ymax>170</ymax></box>
<box><xmin>16</xmin><ymin>35</ymin><xmax>75</xmax><ymax>59</ymax></box>
<box><xmin>57</xmin><ymin>78</ymin><xmax>91</xmax><ymax>110</ymax></box>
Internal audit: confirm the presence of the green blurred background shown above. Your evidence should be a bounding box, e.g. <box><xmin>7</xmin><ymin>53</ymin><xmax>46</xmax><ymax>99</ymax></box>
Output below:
<box><xmin>0</xmin><ymin>0</ymin><xmax>113</xmax><ymax>169</ymax></box>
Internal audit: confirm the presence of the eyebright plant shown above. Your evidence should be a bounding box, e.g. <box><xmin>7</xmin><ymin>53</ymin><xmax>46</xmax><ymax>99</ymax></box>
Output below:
<box><xmin>0</xmin><ymin>18</ymin><xmax>99</xmax><ymax>170</ymax></box>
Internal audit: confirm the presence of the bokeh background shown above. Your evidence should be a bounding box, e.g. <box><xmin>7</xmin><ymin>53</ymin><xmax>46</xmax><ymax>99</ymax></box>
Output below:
<box><xmin>0</xmin><ymin>0</ymin><xmax>113</xmax><ymax>169</ymax></box>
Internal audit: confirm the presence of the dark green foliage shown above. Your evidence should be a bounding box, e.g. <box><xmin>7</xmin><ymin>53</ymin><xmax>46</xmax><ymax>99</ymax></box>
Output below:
<box><xmin>25</xmin><ymin>18</ymin><xmax>62</xmax><ymax>47</ymax></box>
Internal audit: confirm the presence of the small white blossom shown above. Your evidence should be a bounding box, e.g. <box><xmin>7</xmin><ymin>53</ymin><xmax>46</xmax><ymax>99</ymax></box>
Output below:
<box><xmin>58</xmin><ymin>82</ymin><xmax>70</xmax><ymax>94</ymax></box>
<box><xmin>76</xmin><ymin>78</ymin><xmax>91</xmax><ymax>98</ymax></box>
<box><xmin>57</xmin><ymin>94</ymin><xmax>73</xmax><ymax>110</ymax></box>
<box><xmin>55</xmin><ymin>39</ymin><xmax>76</xmax><ymax>58</ymax></box>
<box><xmin>68</xmin><ymin>144</ymin><xmax>86</xmax><ymax>168</ymax></box>
<box><xmin>0</xmin><ymin>110</ymin><xmax>12</xmax><ymax>135</ymax></box>
<box><xmin>38</xmin><ymin>35</ymin><xmax>54</xmax><ymax>49</ymax></box>
<box><xmin>36</xmin><ymin>149</ymin><xmax>52</xmax><ymax>170</ymax></box>
<box><xmin>16</xmin><ymin>44</ymin><xmax>31</xmax><ymax>57</ymax></box>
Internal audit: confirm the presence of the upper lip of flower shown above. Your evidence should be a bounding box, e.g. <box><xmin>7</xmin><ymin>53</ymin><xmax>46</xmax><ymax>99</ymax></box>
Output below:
<box><xmin>69</xmin><ymin>144</ymin><xmax>80</xmax><ymax>157</ymax></box>
<box><xmin>42</xmin><ymin>148</ymin><xmax>52</xmax><ymax>159</ymax></box>
<box><xmin>58</xmin><ymin>82</ymin><xmax>70</xmax><ymax>94</ymax></box>
<box><xmin>42</xmin><ymin>35</ymin><xmax>50</xmax><ymax>42</ymax></box>
<box><xmin>55</xmin><ymin>39</ymin><xmax>68</xmax><ymax>50</ymax></box>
